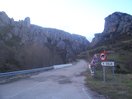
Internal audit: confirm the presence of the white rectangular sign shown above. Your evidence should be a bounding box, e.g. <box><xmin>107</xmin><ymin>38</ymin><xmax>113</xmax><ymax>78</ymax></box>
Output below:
<box><xmin>101</xmin><ymin>61</ymin><xmax>115</xmax><ymax>66</ymax></box>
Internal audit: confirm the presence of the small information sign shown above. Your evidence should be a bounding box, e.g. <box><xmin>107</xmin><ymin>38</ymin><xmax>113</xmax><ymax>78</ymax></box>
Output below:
<box><xmin>101</xmin><ymin>61</ymin><xmax>115</xmax><ymax>66</ymax></box>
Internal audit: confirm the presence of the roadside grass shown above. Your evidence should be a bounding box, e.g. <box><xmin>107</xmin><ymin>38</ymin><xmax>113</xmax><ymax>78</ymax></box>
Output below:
<box><xmin>85</xmin><ymin>69</ymin><xmax>132</xmax><ymax>99</ymax></box>
<box><xmin>108</xmin><ymin>51</ymin><xmax>132</xmax><ymax>73</ymax></box>
<box><xmin>78</xmin><ymin>38</ymin><xmax>132</xmax><ymax>99</ymax></box>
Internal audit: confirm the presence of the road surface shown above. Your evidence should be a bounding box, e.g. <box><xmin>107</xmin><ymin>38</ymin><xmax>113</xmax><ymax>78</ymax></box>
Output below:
<box><xmin>0</xmin><ymin>60</ymin><xmax>104</xmax><ymax>99</ymax></box>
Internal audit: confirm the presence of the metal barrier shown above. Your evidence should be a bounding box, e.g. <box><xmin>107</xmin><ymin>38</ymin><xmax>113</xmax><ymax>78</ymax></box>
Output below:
<box><xmin>0</xmin><ymin>63</ymin><xmax>72</xmax><ymax>77</ymax></box>
<box><xmin>53</xmin><ymin>64</ymin><xmax>72</xmax><ymax>69</ymax></box>
<box><xmin>0</xmin><ymin>66</ymin><xmax>54</xmax><ymax>77</ymax></box>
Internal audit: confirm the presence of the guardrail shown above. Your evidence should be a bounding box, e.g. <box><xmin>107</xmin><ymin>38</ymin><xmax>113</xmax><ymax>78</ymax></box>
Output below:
<box><xmin>53</xmin><ymin>64</ymin><xmax>72</xmax><ymax>69</ymax></box>
<box><xmin>0</xmin><ymin>66</ymin><xmax>54</xmax><ymax>78</ymax></box>
<box><xmin>0</xmin><ymin>63</ymin><xmax>72</xmax><ymax>78</ymax></box>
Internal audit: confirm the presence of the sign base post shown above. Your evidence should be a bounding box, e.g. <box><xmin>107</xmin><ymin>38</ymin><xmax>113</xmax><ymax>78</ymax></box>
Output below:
<box><xmin>103</xmin><ymin>66</ymin><xmax>106</xmax><ymax>82</ymax></box>
<box><xmin>101</xmin><ymin>61</ymin><xmax>115</xmax><ymax>82</ymax></box>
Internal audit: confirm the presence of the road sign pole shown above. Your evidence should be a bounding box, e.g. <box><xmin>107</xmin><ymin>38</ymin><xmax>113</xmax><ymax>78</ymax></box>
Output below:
<box><xmin>112</xmin><ymin>66</ymin><xmax>115</xmax><ymax>80</ymax></box>
<box><xmin>103</xmin><ymin>66</ymin><xmax>106</xmax><ymax>82</ymax></box>
<box><xmin>100</xmin><ymin>50</ymin><xmax>116</xmax><ymax>82</ymax></box>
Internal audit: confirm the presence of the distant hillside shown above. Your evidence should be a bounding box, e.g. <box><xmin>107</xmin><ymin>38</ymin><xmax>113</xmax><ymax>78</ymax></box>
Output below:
<box><xmin>0</xmin><ymin>11</ymin><xmax>89</xmax><ymax>72</ymax></box>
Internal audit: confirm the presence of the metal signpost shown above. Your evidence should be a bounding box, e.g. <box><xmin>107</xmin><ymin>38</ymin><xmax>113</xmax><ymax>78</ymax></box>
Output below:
<box><xmin>101</xmin><ymin>61</ymin><xmax>115</xmax><ymax>82</ymax></box>
<box><xmin>100</xmin><ymin>51</ymin><xmax>115</xmax><ymax>82</ymax></box>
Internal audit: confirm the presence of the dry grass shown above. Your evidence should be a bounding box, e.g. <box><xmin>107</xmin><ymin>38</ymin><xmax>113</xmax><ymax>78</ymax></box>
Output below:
<box><xmin>85</xmin><ymin>69</ymin><xmax>132</xmax><ymax>99</ymax></box>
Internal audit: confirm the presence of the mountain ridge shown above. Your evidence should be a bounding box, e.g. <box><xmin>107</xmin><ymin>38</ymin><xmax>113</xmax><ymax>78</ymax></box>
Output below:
<box><xmin>0</xmin><ymin>11</ymin><xmax>89</xmax><ymax>72</ymax></box>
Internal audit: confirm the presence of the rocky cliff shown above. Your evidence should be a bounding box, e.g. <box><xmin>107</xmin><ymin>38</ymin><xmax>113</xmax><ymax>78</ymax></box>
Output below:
<box><xmin>0</xmin><ymin>11</ymin><xmax>89</xmax><ymax>72</ymax></box>
<box><xmin>92</xmin><ymin>12</ymin><xmax>132</xmax><ymax>46</ymax></box>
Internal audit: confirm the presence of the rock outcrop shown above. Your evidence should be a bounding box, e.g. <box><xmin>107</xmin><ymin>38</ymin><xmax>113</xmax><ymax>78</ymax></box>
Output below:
<box><xmin>92</xmin><ymin>12</ymin><xmax>132</xmax><ymax>46</ymax></box>
<box><xmin>104</xmin><ymin>12</ymin><xmax>132</xmax><ymax>35</ymax></box>
<box><xmin>0</xmin><ymin>11</ymin><xmax>12</xmax><ymax>26</ymax></box>
<box><xmin>0</xmin><ymin>11</ymin><xmax>89</xmax><ymax>72</ymax></box>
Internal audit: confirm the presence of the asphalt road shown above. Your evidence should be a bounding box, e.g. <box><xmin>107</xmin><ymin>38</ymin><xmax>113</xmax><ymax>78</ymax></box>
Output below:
<box><xmin>0</xmin><ymin>60</ymin><xmax>104</xmax><ymax>99</ymax></box>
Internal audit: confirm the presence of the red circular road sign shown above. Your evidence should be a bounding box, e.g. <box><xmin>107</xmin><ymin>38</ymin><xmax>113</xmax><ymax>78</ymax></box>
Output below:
<box><xmin>100</xmin><ymin>51</ymin><xmax>107</xmax><ymax>61</ymax></box>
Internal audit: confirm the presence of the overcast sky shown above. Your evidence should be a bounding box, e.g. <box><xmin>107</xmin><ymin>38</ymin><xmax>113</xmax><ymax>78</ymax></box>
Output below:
<box><xmin>0</xmin><ymin>0</ymin><xmax>132</xmax><ymax>41</ymax></box>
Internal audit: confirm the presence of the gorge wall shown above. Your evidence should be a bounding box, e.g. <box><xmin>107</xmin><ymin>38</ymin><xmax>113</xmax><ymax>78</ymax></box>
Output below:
<box><xmin>92</xmin><ymin>12</ymin><xmax>132</xmax><ymax>46</ymax></box>
<box><xmin>0</xmin><ymin>11</ymin><xmax>89</xmax><ymax>72</ymax></box>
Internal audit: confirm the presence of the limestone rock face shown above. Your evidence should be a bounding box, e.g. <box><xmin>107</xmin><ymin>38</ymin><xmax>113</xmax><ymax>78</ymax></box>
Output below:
<box><xmin>104</xmin><ymin>12</ymin><xmax>132</xmax><ymax>35</ymax></box>
<box><xmin>24</xmin><ymin>17</ymin><xmax>30</xmax><ymax>25</ymax></box>
<box><xmin>0</xmin><ymin>11</ymin><xmax>89</xmax><ymax>68</ymax></box>
<box><xmin>92</xmin><ymin>12</ymin><xmax>132</xmax><ymax>46</ymax></box>
<box><xmin>0</xmin><ymin>11</ymin><xmax>11</xmax><ymax>26</ymax></box>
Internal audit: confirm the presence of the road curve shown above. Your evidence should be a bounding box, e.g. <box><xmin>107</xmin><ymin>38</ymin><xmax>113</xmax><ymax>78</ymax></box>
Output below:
<box><xmin>0</xmin><ymin>60</ymin><xmax>104</xmax><ymax>99</ymax></box>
